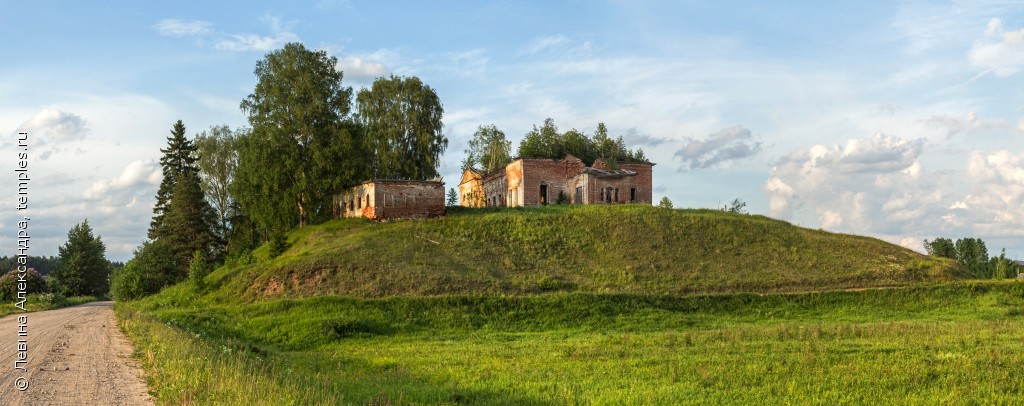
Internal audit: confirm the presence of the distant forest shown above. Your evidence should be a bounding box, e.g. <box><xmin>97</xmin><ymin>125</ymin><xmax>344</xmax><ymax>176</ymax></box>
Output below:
<box><xmin>0</xmin><ymin>255</ymin><xmax>124</xmax><ymax>277</ymax></box>
<box><xmin>0</xmin><ymin>256</ymin><xmax>61</xmax><ymax>276</ymax></box>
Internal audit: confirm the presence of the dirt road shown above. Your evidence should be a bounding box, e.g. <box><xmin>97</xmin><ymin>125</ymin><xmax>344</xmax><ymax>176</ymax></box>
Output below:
<box><xmin>0</xmin><ymin>301</ymin><xmax>153</xmax><ymax>405</ymax></box>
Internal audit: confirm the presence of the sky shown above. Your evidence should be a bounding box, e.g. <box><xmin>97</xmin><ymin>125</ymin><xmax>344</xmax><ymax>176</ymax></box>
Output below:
<box><xmin>1</xmin><ymin>1</ymin><xmax>1023</xmax><ymax>261</ymax></box>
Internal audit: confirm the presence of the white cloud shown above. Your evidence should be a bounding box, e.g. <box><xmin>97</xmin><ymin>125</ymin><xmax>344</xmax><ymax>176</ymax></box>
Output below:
<box><xmin>155</xmin><ymin>15</ymin><xmax>301</xmax><ymax>53</ymax></box>
<box><xmin>17</xmin><ymin>108</ymin><xmax>88</xmax><ymax>143</ymax></box>
<box><xmin>765</xmin><ymin>129</ymin><xmax>1024</xmax><ymax>258</ymax></box>
<box><xmin>674</xmin><ymin>126</ymin><xmax>761</xmax><ymax>170</ymax></box>
<box><xmin>336</xmin><ymin>55</ymin><xmax>390</xmax><ymax>82</ymax></box>
<box><xmin>970</xmin><ymin>18</ymin><xmax>1024</xmax><ymax>77</ymax></box>
<box><xmin>84</xmin><ymin>159</ymin><xmax>161</xmax><ymax>199</ymax></box>
<box><xmin>154</xmin><ymin>19</ymin><xmax>214</xmax><ymax>37</ymax></box>
<box><xmin>765</xmin><ymin>132</ymin><xmax>937</xmax><ymax>233</ymax></box>
<box><xmin>215</xmin><ymin>32</ymin><xmax>301</xmax><ymax>52</ymax></box>
<box><xmin>524</xmin><ymin>34</ymin><xmax>569</xmax><ymax>54</ymax></box>
<box><xmin>963</xmin><ymin>150</ymin><xmax>1024</xmax><ymax>236</ymax></box>
<box><xmin>923</xmin><ymin>110</ymin><xmax>1011</xmax><ymax>138</ymax></box>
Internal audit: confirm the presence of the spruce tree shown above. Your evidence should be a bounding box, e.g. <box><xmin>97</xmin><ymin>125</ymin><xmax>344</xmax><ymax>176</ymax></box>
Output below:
<box><xmin>149</xmin><ymin>120</ymin><xmax>200</xmax><ymax>239</ymax></box>
<box><xmin>50</xmin><ymin>220</ymin><xmax>109</xmax><ymax>297</ymax></box>
<box><xmin>161</xmin><ymin>169</ymin><xmax>217</xmax><ymax>273</ymax></box>
<box><xmin>148</xmin><ymin>120</ymin><xmax>217</xmax><ymax>275</ymax></box>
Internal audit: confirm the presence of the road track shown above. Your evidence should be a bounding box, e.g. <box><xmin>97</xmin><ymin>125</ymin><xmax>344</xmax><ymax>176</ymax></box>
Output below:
<box><xmin>0</xmin><ymin>301</ymin><xmax>152</xmax><ymax>405</ymax></box>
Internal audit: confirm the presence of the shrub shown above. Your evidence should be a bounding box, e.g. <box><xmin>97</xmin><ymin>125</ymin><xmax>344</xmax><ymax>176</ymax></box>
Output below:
<box><xmin>189</xmin><ymin>250</ymin><xmax>210</xmax><ymax>291</ymax></box>
<box><xmin>268</xmin><ymin>233</ymin><xmax>290</xmax><ymax>258</ymax></box>
<box><xmin>0</xmin><ymin>268</ymin><xmax>47</xmax><ymax>300</ymax></box>
<box><xmin>224</xmin><ymin>249</ymin><xmax>256</xmax><ymax>268</ymax></box>
<box><xmin>111</xmin><ymin>260</ymin><xmax>147</xmax><ymax>301</ymax></box>
<box><xmin>556</xmin><ymin>191</ymin><xmax>569</xmax><ymax>205</ymax></box>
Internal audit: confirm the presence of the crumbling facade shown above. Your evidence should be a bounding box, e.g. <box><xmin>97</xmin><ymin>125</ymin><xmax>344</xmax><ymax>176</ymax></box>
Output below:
<box><xmin>334</xmin><ymin>179</ymin><xmax>445</xmax><ymax>220</ymax></box>
<box><xmin>458</xmin><ymin>155</ymin><xmax>654</xmax><ymax>207</ymax></box>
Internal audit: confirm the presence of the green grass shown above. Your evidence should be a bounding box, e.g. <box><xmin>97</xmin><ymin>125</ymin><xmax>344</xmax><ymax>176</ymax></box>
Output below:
<box><xmin>116</xmin><ymin>206</ymin><xmax>1001</xmax><ymax>404</ymax></box>
<box><xmin>117</xmin><ymin>280</ymin><xmax>1024</xmax><ymax>405</ymax></box>
<box><xmin>209</xmin><ymin>205</ymin><xmax>959</xmax><ymax>301</ymax></box>
<box><xmin>0</xmin><ymin>294</ymin><xmax>101</xmax><ymax>318</ymax></box>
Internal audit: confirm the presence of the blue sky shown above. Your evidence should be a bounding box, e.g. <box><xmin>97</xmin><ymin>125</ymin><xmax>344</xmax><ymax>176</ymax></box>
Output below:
<box><xmin>2</xmin><ymin>1</ymin><xmax>1023</xmax><ymax>261</ymax></box>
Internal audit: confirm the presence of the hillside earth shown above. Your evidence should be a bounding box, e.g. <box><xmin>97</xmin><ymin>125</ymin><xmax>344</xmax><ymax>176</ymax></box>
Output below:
<box><xmin>211</xmin><ymin>205</ymin><xmax>961</xmax><ymax>301</ymax></box>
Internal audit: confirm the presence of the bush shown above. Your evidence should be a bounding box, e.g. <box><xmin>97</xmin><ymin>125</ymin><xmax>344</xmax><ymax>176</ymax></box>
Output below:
<box><xmin>189</xmin><ymin>250</ymin><xmax>210</xmax><ymax>291</ymax></box>
<box><xmin>224</xmin><ymin>249</ymin><xmax>256</xmax><ymax>268</ymax></box>
<box><xmin>111</xmin><ymin>260</ymin><xmax>147</xmax><ymax>301</ymax></box>
<box><xmin>268</xmin><ymin>233</ymin><xmax>290</xmax><ymax>259</ymax></box>
<box><xmin>556</xmin><ymin>191</ymin><xmax>569</xmax><ymax>205</ymax></box>
<box><xmin>0</xmin><ymin>268</ymin><xmax>47</xmax><ymax>300</ymax></box>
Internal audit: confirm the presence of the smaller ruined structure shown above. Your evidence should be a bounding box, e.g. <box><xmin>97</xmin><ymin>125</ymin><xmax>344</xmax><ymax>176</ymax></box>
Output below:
<box><xmin>333</xmin><ymin>179</ymin><xmax>445</xmax><ymax>220</ymax></box>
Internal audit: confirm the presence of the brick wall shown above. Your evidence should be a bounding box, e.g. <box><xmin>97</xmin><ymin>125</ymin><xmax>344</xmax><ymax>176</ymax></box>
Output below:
<box><xmin>518</xmin><ymin>156</ymin><xmax>587</xmax><ymax>206</ymax></box>
<box><xmin>375</xmin><ymin>181</ymin><xmax>445</xmax><ymax>219</ymax></box>
<box><xmin>336</xmin><ymin>180</ymin><xmax>445</xmax><ymax>220</ymax></box>
<box><xmin>618</xmin><ymin>162</ymin><xmax>654</xmax><ymax>204</ymax></box>
<box><xmin>457</xmin><ymin>156</ymin><xmax>653</xmax><ymax>208</ymax></box>
<box><xmin>482</xmin><ymin>173</ymin><xmax>507</xmax><ymax>207</ymax></box>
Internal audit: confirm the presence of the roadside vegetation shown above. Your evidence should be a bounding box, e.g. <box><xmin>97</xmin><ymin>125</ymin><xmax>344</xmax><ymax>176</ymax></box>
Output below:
<box><xmin>0</xmin><ymin>220</ymin><xmax>112</xmax><ymax>319</ymax></box>
<box><xmin>0</xmin><ymin>294</ymin><xmax>101</xmax><ymax>318</ymax></box>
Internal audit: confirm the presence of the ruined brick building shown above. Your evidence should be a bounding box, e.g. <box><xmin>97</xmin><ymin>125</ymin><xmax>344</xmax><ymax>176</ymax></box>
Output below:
<box><xmin>458</xmin><ymin>155</ymin><xmax>654</xmax><ymax>207</ymax></box>
<box><xmin>334</xmin><ymin>179</ymin><xmax>445</xmax><ymax>220</ymax></box>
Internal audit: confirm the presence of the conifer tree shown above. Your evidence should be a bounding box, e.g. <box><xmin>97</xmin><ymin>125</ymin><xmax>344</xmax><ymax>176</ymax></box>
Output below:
<box><xmin>149</xmin><ymin>120</ymin><xmax>217</xmax><ymax>271</ymax></box>
<box><xmin>149</xmin><ymin>120</ymin><xmax>200</xmax><ymax>239</ymax></box>
<box><xmin>49</xmin><ymin>220</ymin><xmax>109</xmax><ymax>297</ymax></box>
<box><xmin>162</xmin><ymin>170</ymin><xmax>217</xmax><ymax>271</ymax></box>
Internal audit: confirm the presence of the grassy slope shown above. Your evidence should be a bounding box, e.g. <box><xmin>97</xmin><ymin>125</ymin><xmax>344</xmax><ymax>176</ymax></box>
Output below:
<box><xmin>117</xmin><ymin>206</ymin><xmax>993</xmax><ymax>404</ymax></box>
<box><xmin>212</xmin><ymin>205</ymin><xmax>960</xmax><ymax>301</ymax></box>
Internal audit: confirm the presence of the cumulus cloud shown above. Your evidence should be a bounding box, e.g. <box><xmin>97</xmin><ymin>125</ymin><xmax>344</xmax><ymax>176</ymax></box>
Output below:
<box><xmin>17</xmin><ymin>108</ymin><xmax>88</xmax><ymax>143</ymax></box>
<box><xmin>763</xmin><ymin>132</ymin><xmax>1024</xmax><ymax>255</ymax></box>
<box><xmin>84</xmin><ymin>159</ymin><xmax>161</xmax><ymax>199</ymax></box>
<box><xmin>970</xmin><ymin>18</ymin><xmax>1024</xmax><ymax>77</ymax></box>
<box><xmin>963</xmin><ymin>150</ymin><xmax>1024</xmax><ymax>236</ymax></box>
<box><xmin>154</xmin><ymin>19</ymin><xmax>214</xmax><ymax>36</ymax></box>
<box><xmin>674</xmin><ymin>126</ymin><xmax>761</xmax><ymax>170</ymax></box>
<box><xmin>923</xmin><ymin>110</ymin><xmax>1011</xmax><ymax>138</ymax></box>
<box><xmin>623</xmin><ymin>128</ymin><xmax>671</xmax><ymax>147</ymax></box>
<box><xmin>336</xmin><ymin>55</ymin><xmax>390</xmax><ymax>82</ymax></box>
<box><xmin>765</xmin><ymin>132</ymin><xmax>937</xmax><ymax>232</ymax></box>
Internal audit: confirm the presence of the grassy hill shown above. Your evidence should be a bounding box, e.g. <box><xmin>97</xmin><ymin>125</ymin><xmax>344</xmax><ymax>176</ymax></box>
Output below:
<box><xmin>118</xmin><ymin>205</ymin><xmax>1023</xmax><ymax>405</ymax></box>
<box><xmin>207</xmin><ymin>204</ymin><xmax>960</xmax><ymax>301</ymax></box>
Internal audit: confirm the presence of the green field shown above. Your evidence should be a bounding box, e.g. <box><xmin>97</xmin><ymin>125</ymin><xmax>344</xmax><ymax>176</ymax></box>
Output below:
<box><xmin>118</xmin><ymin>282</ymin><xmax>1024</xmax><ymax>404</ymax></box>
<box><xmin>116</xmin><ymin>206</ymin><xmax>1020</xmax><ymax>404</ymax></box>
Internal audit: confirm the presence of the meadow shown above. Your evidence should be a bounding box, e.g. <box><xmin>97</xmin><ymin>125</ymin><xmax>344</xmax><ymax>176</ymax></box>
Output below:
<box><xmin>115</xmin><ymin>206</ymin><xmax>1015</xmax><ymax>404</ymax></box>
<box><xmin>117</xmin><ymin>281</ymin><xmax>1024</xmax><ymax>404</ymax></box>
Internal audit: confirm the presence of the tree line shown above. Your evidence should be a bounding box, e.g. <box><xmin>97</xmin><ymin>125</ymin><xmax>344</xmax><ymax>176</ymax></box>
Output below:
<box><xmin>924</xmin><ymin>237</ymin><xmax>1022</xmax><ymax>279</ymax></box>
<box><xmin>110</xmin><ymin>42</ymin><xmax>447</xmax><ymax>300</ymax></box>
<box><xmin>462</xmin><ymin>118</ymin><xmax>649</xmax><ymax>175</ymax></box>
